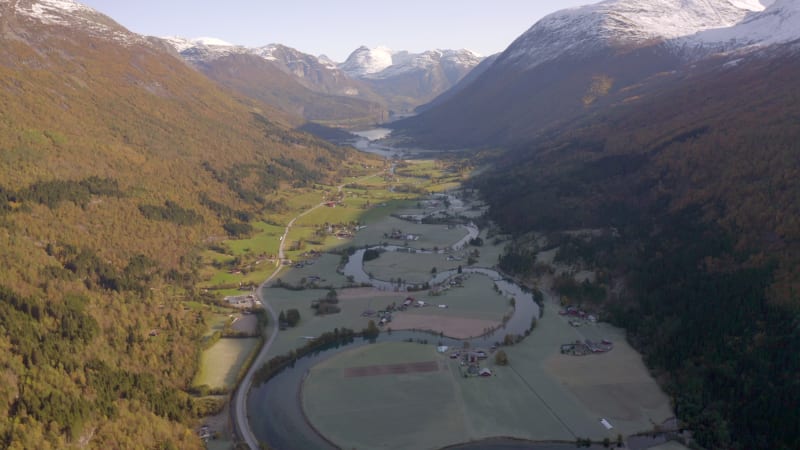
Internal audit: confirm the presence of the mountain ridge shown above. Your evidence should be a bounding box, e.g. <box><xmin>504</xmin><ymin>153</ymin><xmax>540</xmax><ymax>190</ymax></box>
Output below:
<box><xmin>392</xmin><ymin>0</ymin><xmax>800</xmax><ymax>148</ymax></box>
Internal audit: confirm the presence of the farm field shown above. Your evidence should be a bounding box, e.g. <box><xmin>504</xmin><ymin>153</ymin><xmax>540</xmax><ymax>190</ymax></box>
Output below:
<box><xmin>301</xmin><ymin>340</ymin><xmax>595</xmax><ymax>450</ymax></box>
<box><xmin>504</xmin><ymin>291</ymin><xmax>674</xmax><ymax>438</ymax></box>
<box><xmin>364</xmin><ymin>250</ymin><xmax>463</xmax><ymax>283</ymax></box>
<box><xmin>300</xmin><ymin>292</ymin><xmax>673</xmax><ymax>448</ymax></box>
<box><xmin>301</xmin><ymin>342</ymin><xmax>465</xmax><ymax>450</ymax></box>
<box><xmin>350</xmin><ymin>216</ymin><xmax>469</xmax><ymax>249</ymax></box>
<box><xmin>261</xmin><ymin>287</ymin><xmax>407</xmax><ymax>358</ymax></box>
<box><xmin>195</xmin><ymin>338</ymin><xmax>259</xmax><ymax>390</ymax></box>
<box><xmin>225</xmin><ymin>221</ymin><xmax>283</xmax><ymax>257</ymax></box>
<box><xmin>406</xmin><ymin>274</ymin><xmax>512</xmax><ymax>321</ymax></box>
<box><xmin>272</xmin><ymin>253</ymin><xmax>350</xmax><ymax>288</ymax></box>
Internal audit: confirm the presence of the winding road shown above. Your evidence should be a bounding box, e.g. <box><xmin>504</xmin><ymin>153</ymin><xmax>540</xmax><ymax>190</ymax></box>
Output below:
<box><xmin>231</xmin><ymin>172</ymin><xmax>383</xmax><ymax>450</ymax></box>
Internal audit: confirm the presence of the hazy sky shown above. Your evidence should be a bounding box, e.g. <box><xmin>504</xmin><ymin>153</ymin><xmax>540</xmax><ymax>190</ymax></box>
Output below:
<box><xmin>80</xmin><ymin>0</ymin><xmax>599</xmax><ymax>61</ymax></box>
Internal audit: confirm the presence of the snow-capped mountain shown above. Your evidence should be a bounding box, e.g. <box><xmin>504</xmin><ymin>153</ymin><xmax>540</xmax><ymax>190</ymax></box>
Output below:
<box><xmin>393</xmin><ymin>0</ymin><xmax>798</xmax><ymax>149</ymax></box>
<box><xmin>163</xmin><ymin>37</ymin><xmax>388</xmax><ymax>126</ymax></box>
<box><xmin>339</xmin><ymin>46</ymin><xmax>482</xmax><ymax>113</ymax></box>
<box><xmin>164</xmin><ymin>38</ymin><xmax>371</xmax><ymax>98</ymax></box>
<box><xmin>687</xmin><ymin>0</ymin><xmax>800</xmax><ymax>50</ymax></box>
<box><xmin>5</xmin><ymin>0</ymin><xmax>144</xmax><ymax>44</ymax></box>
<box><xmin>340</xmin><ymin>46</ymin><xmax>482</xmax><ymax>80</ymax></box>
<box><xmin>339</xmin><ymin>46</ymin><xmax>395</xmax><ymax>77</ymax></box>
<box><xmin>500</xmin><ymin>0</ymin><xmax>768</xmax><ymax>69</ymax></box>
<box><xmin>162</xmin><ymin>36</ymin><xmax>236</xmax><ymax>53</ymax></box>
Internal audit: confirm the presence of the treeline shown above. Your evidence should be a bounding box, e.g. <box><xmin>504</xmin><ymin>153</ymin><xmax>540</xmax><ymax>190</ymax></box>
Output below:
<box><xmin>0</xmin><ymin>176</ymin><xmax>121</xmax><ymax>212</ymax></box>
<box><xmin>199</xmin><ymin>192</ymin><xmax>252</xmax><ymax>222</ymax></box>
<box><xmin>45</xmin><ymin>244</ymin><xmax>193</xmax><ymax>298</ymax></box>
<box><xmin>275</xmin><ymin>156</ymin><xmax>323</xmax><ymax>188</ymax></box>
<box><xmin>138</xmin><ymin>200</ymin><xmax>203</xmax><ymax>226</ymax></box>
<box><xmin>253</xmin><ymin>328</ymin><xmax>358</xmax><ymax>385</ymax></box>
<box><xmin>201</xmin><ymin>156</ymin><xmax>324</xmax><ymax>208</ymax></box>
<box><xmin>199</xmin><ymin>192</ymin><xmax>255</xmax><ymax>237</ymax></box>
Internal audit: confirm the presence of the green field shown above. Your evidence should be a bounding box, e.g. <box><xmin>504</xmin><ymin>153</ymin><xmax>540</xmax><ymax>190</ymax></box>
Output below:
<box><xmin>363</xmin><ymin>251</ymin><xmax>463</xmax><ymax>284</ymax></box>
<box><xmin>298</xmin><ymin>288</ymin><xmax>674</xmax><ymax>448</ymax></box>
<box><xmin>301</xmin><ymin>341</ymin><xmax>589</xmax><ymax>450</ymax></box>
<box><xmin>225</xmin><ymin>221</ymin><xmax>284</xmax><ymax>256</ymax></box>
<box><xmin>408</xmin><ymin>274</ymin><xmax>511</xmax><ymax>321</ymax></box>
<box><xmin>195</xmin><ymin>338</ymin><xmax>260</xmax><ymax>390</ymax></box>
<box><xmin>261</xmin><ymin>287</ymin><xmax>406</xmax><ymax>358</ymax></box>
<box><xmin>351</xmin><ymin>216</ymin><xmax>469</xmax><ymax>249</ymax></box>
<box><xmin>301</xmin><ymin>343</ymin><xmax>464</xmax><ymax>450</ymax></box>
<box><xmin>203</xmin><ymin>264</ymin><xmax>275</xmax><ymax>289</ymax></box>
<box><xmin>271</xmin><ymin>253</ymin><xmax>350</xmax><ymax>288</ymax></box>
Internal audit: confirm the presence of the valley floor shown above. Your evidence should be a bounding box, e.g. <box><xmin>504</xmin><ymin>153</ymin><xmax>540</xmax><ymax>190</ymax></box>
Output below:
<box><xmin>231</xmin><ymin>178</ymin><xmax>676</xmax><ymax>449</ymax></box>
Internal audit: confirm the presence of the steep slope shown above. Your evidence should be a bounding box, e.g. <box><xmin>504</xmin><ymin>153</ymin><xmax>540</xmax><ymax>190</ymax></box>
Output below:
<box><xmin>393</xmin><ymin>0</ymin><xmax>769</xmax><ymax>148</ymax></box>
<box><xmin>415</xmin><ymin>53</ymin><xmax>500</xmax><ymax>114</ymax></box>
<box><xmin>340</xmin><ymin>46</ymin><xmax>482</xmax><ymax>115</ymax></box>
<box><xmin>473</xmin><ymin>41</ymin><xmax>800</xmax><ymax>450</ymax></box>
<box><xmin>0</xmin><ymin>1</ymin><xmax>370</xmax><ymax>448</ymax></box>
<box><xmin>167</xmin><ymin>38</ymin><xmax>387</xmax><ymax>127</ymax></box>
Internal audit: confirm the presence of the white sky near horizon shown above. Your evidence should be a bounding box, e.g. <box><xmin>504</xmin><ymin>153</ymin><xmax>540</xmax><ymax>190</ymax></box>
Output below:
<box><xmin>79</xmin><ymin>0</ymin><xmax>601</xmax><ymax>61</ymax></box>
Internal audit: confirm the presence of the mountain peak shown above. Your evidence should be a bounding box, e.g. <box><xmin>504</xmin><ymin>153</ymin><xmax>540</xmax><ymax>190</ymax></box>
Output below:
<box><xmin>339</xmin><ymin>46</ymin><xmax>395</xmax><ymax>77</ymax></box>
<box><xmin>10</xmin><ymin>0</ymin><xmax>139</xmax><ymax>43</ymax></box>
<box><xmin>688</xmin><ymin>0</ymin><xmax>800</xmax><ymax>49</ymax></box>
<box><xmin>339</xmin><ymin>46</ymin><xmax>482</xmax><ymax>80</ymax></box>
<box><xmin>193</xmin><ymin>36</ymin><xmax>234</xmax><ymax>47</ymax></box>
<box><xmin>501</xmin><ymin>0</ymin><xmax>768</xmax><ymax>70</ymax></box>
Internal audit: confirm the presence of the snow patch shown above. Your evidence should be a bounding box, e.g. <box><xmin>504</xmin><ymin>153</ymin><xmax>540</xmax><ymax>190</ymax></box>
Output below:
<box><xmin>194</xmin><ymin>36</ymin><xmax>233</xmax><ymax>47</ymax></box>
<box><xmin>501</xmin><ymin>0</ymin><xmax>770</xmax><ymax>70</ymax></box>
<box><xmin>15</xmin><ymin>0</ymin><xmax>143</xmax><ymax>45</ymax></box>
<box><xmin>340</xmin><ymin>46</ymin><xmax>481</xmax><ymax>79</ymax></box>
<box><xmin>687</xmin><ymin>0</ymin><xmax>800</xmax><ymax>49</ymax></box>
<box><xmin>339</xmin><ymin>45</ymin><xmax>395</xmax><ymax>77</ymax></box>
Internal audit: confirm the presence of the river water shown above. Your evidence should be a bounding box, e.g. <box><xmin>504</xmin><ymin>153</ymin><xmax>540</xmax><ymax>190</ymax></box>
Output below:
<box><xmin>350</xmin><ymin>128</ymin><xmax>398</xmax><ymax>158</ymax></box>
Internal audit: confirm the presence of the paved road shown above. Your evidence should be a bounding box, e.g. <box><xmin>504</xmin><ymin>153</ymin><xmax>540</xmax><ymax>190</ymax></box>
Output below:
<box><xmin>231</xmin><ymin>172</ymin><xmax>382</xmax><ymax>449</ymax></box>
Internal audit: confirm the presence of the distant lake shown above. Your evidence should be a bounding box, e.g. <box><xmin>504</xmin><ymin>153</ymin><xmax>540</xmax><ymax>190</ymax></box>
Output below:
<box><xmin>351</xmin><ymin>128</ymin><xmax>397</xmax><ymax>158</ymax></box>
<box><xmin>351</xmin><ymin>128</ymin><xmax>392</xmax><ymax>141</ymax></box>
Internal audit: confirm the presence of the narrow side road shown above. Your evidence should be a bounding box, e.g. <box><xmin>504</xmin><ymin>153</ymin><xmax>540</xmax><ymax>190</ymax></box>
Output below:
<box><xmin>231</xmin><ymin>172</ymin><xmax>382</xmax><ymax>449</ymax></box>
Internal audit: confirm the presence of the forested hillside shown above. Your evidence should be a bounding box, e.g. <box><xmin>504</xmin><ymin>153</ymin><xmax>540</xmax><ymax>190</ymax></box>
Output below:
<box><xmin>475</xmin><ymin>47</ymin><xmax>800</xmax><ymax>449</ymax></box>
<box><xmin>0</xmin><ymin>3</ymin><xmax>371</xmax><ymax>448</ymax></box>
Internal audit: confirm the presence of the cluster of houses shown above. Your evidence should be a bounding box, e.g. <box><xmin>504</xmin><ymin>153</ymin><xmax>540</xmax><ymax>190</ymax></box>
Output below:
<box><xmin>429</xmin><ymin>275</ymin><xmax>465</xmax><ymax>296</ymax></box>
<box><xmin>224</xmin><ymin>294</ymin><xmax>261</xmax><ymax>309</ymax></box>
<box><xmin>384</xmin><ymin>228</ymin><xmax>421</xmax><ymax>241</ymax></box>
<box><xmin>227</xmin><ymin>255</ymin><xmax>273</xmax><ymax>276</ymax></box>
<box><xmin>560</xmin><ymin>339</ymin><xmax>614</xmax><ymax>356</ymax></box>
<box><xmin>558</xmin><ymin>305</ymin><xmax>598</xmax><ymax>327</ymax></box>
<box><xmin>443</xmin><ymin>347</ymin><xmax>493</xmax><ymax>377</ymax></box>
<box><xmin>399</xmin><ymin>296</ymin><xmax>436</xmax><ymax>310</ymax></box>
<box><xmin>361</xmin><ymin>303</ymin><xmax>395</xmax><ymax>326</ymax></box>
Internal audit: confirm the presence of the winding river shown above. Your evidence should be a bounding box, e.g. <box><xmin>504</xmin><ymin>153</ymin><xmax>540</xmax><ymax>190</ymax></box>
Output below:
<box><xmin>248</xmin><ymin>244</ymin><xmax>541</xmax><ymax>448</ymax></box>
<box><xmin>246</xmin><ymin>129</ymin><xmax>546</xmax><ymax>449</ymax></box>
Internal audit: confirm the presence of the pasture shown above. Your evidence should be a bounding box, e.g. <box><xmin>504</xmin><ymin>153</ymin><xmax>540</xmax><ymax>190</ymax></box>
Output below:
<box><xmin>363</xmin><ymin>250</ymin><xmax>462</xmax><ymax>284</ymax></box>
<box><xmin>300</xmin><ymin>340</ymin><xmax>596</xmax><ymax>450</ymax></box>
<box><xmin>194</xmin><ymin>338</ymin><xmax>259</xmax><ymax>390</ymax></box>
